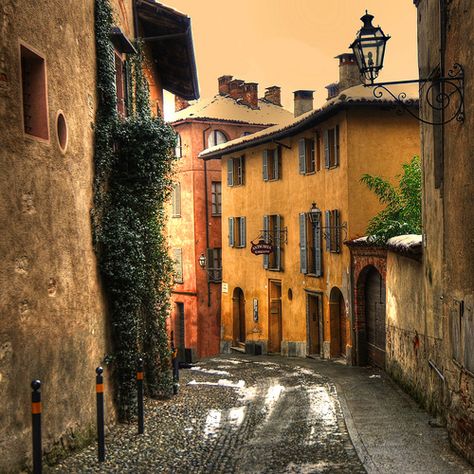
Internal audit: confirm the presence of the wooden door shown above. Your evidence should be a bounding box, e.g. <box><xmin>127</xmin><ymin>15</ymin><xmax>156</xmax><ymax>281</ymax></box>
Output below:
<box><xmin>307</xmin><ymin>294</ymin><xmax>321</xmax><ymax>355</ymax></box>
<box><xmin>232</xmin><ymin>288</ymin><xmax>246</xmax><ymax>345</ymax></box>
<box><xmin>238</xmin><ymin>291</ymin><xmax>246</xmax><ymax>343</ymax></box>
<box><xmin>268</xmin><ymin>281</ymin><xmax>282</xmax><ymax>352</ymax></box>
<box><xmin>365</xmin><ymin>268</ymin><xmax>386</xmax><ymax>368</ymax></box>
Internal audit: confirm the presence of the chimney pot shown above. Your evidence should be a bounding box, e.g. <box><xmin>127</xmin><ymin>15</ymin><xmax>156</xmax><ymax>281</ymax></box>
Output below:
<box><xmin>229</xmin><ymin>79</ymin><xmax>245</xmax><ymax>100</ymax></box>
<box><xmin>264</xmin><ymin>86</ymin><xmax>281</xmax><ymax>106</ymax></box>
<box><xmin>218</xmin><ymin>75</ymin><xmax>233</xmax><ymax>95</ymax></box>
<box><xmin>242</xmin><ymin>82</ymin><xmax>259</xmax><ymax>109</ymax></box>
<box><xmin>293</xmin><ymin>90</ymin><xmax>314</xmax><ymax>117</ymax></box>
<box><xmin>336</xmin><ymin>53</ymin><xmax>360</xmax><ymax>92</ymax></box>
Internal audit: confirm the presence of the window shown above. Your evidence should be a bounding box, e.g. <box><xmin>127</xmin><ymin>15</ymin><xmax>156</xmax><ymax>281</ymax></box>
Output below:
<box><xmin>227</xmin><ymin>156</ymin><xmax>245</xmax><ymax>186</ymax></box>
<box><xmin>211</xmin><ymin>181</ymin><xmax>222</xmax><ymax>215</ymax></box>
<box><xmin>241</xmin><ymin>131</ymin><xmax>252</xmax><ymax>137</ymax></box>
<box><xmin>175</xmin><ymin>133</ymin><xmax>182</xmax><ymax>158</ymax></box>
<box><xmin>115</xmin><ymin>52</ymin><xmax>126</xmax><ymax>116</ymax></box>
<box><xmin>228</xmin><ymin>216</ymin><xmax>246</xmax><ymax>248</ymax></box>
<box><xmin>324</xmin><ymin>125</ymin><xmax>340</xmax><ymax>169</ymax></box>
<box><xmin>325</xmin><ymin>209</ymin><xmax>341</xmax><ymax>253</ymax></box>
<box><xmin>20</xmin><ymin>44</ymin><xmax>48</xmax><ymax>140</ymax></box>
<box><xmin>206</xmin><ymin>248</ymin><xmax>222</xmax><ymax>282</ymax></box>
<box><xmin>172</xmin><ymin>183</ymin><xmax>181</xmax><ymax>217</ymax></box>
<box><xmin>298</xmin><ymin>136</ymin><xmax>320</xmax><ymax>174</ymax></box>
<box><xmin>263</xmin><ymin>215</ymin><xmax>283</xmax><ymax>271</ymax></box>
<box><xmin>207</xmin><ymin>130</ymin><xmax>227</xmax><ymax>148</ymax></box>
<box><xmin>263</xmin><ymin>147</ymin><xmax>282</xmax><ymax>181</ymax></box>
<box><xmin>299</xmin><ymin>211</ymin><xmax>323</xmax><ymax>276</ymax></box>
<box><xmin>172</xmin><ymin>248</ymin><xmax>183</xmax><ymax>283</ymax></box>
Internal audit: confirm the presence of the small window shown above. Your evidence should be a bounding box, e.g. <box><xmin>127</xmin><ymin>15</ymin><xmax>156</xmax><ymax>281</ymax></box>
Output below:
<box><xmin>263</xmin><ymin>147</ymin><xmax>282</xmax><ymax>181</ymax></box>
<box><xmin>172</xmin><ymin>183</ymin><xmax>181</xmax><ymax>217</ymax></box>
<box><xmin>298</xmin><ymin>137</ymin><xmax>317</xmax><ymax>175</ymax></box>
<box><xmin>173</xmin><ymin>248</ymin><xmax>183</xmax><ymax>283</ymax></box>
<box><xmin>206</xmin><ymin>248</ymin><xmax>222</xmax><ymax>282</ymax></box>
<box><xmin>263</xmin><ymin>214</ymin><xmax>283</xmax><ymax>271</ymax></box>
<box><xmin>115</xmin><ymin>52</ymin><xmax>125</xmax><ymax>116</ymax></box>
<box><xmin>227</xmin><ymin>156</ymin><xmax>245</xmax><ymax>186</ymax></box>
<box><xmin>20</xmin><ymin>44</ymin><xmax>48</xmax><ymax>140</ymax></box>
<box><xmin>228</xmin><ymin>216</ymin><xmax>246</xmax><ymax>248</ymax></box>
<box><xmin>208</xmin><ymin>130</ymin><xmax>227</xmax><ymax>148</ymax></box>
<box><xmin>175</xmin><ymin>133</ymin><xmax>182</xmax><ymax>158</ymax></box>
<box><xmin>325</xmin><ymin>209</ymin><xmax>341</xmax><ymax>253</ymax></box>
<box><xmin>324</xmin><ymin>126</ymin><xmax>340</xmax><ymax>169</ymax></box>
<box><xmin>211</xmin><ymin>181</ymin><xmax>222</xmax><ymax>215</ymax></box>
<box><xmin>56</xmin><ymin>111</ymin><xmax>68</xmax><ymax>152</ymax></box>
<box><xmin>299</xmin><ymin>211</ymin><xmax>323</xmax><ymax>276</ymax></box>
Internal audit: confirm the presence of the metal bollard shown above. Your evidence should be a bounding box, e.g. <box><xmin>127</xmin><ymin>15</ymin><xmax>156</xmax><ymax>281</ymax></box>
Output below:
<box><xmin>95</xmin><ymin>367</ymin><xmax>105</xmax><ymax>462</ymax></box>
<box><xmin>31</xmin><ymin>380</ymin><xmax>42</xmax><ymax>474</ymax></box>
<box><xmin>137</xmin><ymin>358</ymin><xmax>144</xmax><ymax>434</ymax></box>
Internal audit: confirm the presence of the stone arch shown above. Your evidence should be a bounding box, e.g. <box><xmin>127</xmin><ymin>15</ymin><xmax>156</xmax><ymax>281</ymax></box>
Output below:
<box><xmin>232</xmin><ymin>287</ymin><xmax>245</xmax><ymax>345</ymax></box>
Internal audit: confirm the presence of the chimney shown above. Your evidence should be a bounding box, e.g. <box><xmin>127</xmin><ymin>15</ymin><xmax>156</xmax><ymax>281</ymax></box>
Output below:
<box><xmin>218</xmin><ymin>75</ymin><xmax>233</xmax><ymax>95</ymax></box>
<box><xmin>242</xmin><ymin>82</ymin><xmax>259</xmax><ymax>109</ymax></box>
<box><xmin>336</xmin><ymin>53</ymin><xmax>360</xmax><ymax>91</ymax></box>
<box><xmin>293</xmin><ymin>90</ymin><xmax>314</xmax><ymax>117</ymax></box>
<box><xmin>175</xmin><ymin>95</ymin><xmax>190</xmax><ymax>112</ymax></box>
<box><xmin>229</xmin><ymin>79</ymin><xmax>245</xmax><ymax>100</ymax></box>
<box><xmin>325</xmin><ymin>83</ymin><xmax>340</xmax><ymax>100</ymax></box>
<box><xmin>264</xmin><ymin>86</ymin><xmax>281</xmax><ymax>106</ymax></box>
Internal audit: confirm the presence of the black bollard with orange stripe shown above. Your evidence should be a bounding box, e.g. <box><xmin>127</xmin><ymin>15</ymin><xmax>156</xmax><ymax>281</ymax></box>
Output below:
<box><xmin>95</xmin><ymin>367</ymin><xmax>105</xmax><ymax>462</ymax></box>
<box><xmin>137</xmin><ymin>358</ymin><xmax>144</xmax><ymax>434</ymax></box>
<box><xmin>31</xmin><ymin>380</ymin><xmax>42</xmax><ymax>474</ymax></box>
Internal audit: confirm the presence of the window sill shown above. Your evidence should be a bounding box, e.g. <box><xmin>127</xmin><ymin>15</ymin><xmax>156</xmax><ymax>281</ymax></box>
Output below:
<box><xmin>211</xmin><ymin>214</ymin><xmax>222</xmax><ymax>217</ymax></box>
<box><xmin>306</xmin><ymin>273</ymin><xmax>323</xmax><ymax>278</ymax></box>
<box><xmin>264</xmin><ymin>178</ymin><xmax>281</xmax><ymax>182</ymax></box>
<box><xmin>303</xmin><ymin>171</ymin><xmax>317</xmax><ymax>176</ymax></box>
<box><xmin>267</xmin><ymin>268</ymin><xmax>283</xmax><ymax>272</ymax></box>
<box><xmin>172</xmin><ymin>215</ymin><xmax>182</xmax><ymax>218</ymax></box>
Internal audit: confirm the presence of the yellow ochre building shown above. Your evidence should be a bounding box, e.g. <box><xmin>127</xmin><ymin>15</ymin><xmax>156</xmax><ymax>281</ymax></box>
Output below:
<box><xmin>200</xmin><ymin>54</ymin><xmax>420</xmax><ymax>363</ymax></box>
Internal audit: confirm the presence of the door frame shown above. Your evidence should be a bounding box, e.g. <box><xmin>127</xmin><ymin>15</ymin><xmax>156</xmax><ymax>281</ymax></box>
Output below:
<box><xmin>305</xmin><ymin>290</ymin><xmax>324</xmax><ymax>357</ymax></box>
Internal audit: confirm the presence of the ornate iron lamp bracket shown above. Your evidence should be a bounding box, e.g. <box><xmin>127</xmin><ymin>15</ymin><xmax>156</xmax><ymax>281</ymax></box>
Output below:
<box><xmin>258</xmin><ymin>227</ymin><xmax>288</xmax><ymax>246</ymax></box>
<box><xmin>319</xmin><ymin>222</ymin><xmax>348</xmax><ymax>242</ymax></box>
<box><xmin>364</xmin><ymin>63</ymin><xmax>464</xmax><ymax>125</ymax></box>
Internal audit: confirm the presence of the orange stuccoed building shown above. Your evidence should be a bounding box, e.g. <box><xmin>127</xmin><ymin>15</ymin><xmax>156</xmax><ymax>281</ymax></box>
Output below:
<box><xmin>168</xmin><ymin>77</ymin><xmax>292</xmax><ymax>360</ymax></box>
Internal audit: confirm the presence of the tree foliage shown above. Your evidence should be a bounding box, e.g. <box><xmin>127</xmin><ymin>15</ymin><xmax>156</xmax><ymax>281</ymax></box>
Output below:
<box><xmin>94</xmin><ymin>0</ymin><xmax>177</xmax><ymax>421</ymax></box>
<box><xmin>360</xmin><ymin>156</ymin><xmax>422</xmax><ymax>244</ymax></box>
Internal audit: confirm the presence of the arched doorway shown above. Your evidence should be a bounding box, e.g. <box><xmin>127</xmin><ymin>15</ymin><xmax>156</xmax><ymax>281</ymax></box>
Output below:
<box><xmin>232</xmin><ymin>287</ymin><xmax>246</xmax><ymax>345</ymax></box>
<box><xmin>329</xmin><ymin>287</ymin><xmax>346</xmax><ymax>358</ymax></box>
<box><xmin>357</xmin><ymin>266</ymin><xmax>386</xmax><ymax>368</ymax></box>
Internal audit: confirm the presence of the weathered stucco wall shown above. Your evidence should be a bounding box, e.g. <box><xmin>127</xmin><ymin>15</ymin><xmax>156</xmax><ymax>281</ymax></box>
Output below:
<box><xmin>386</xmin><ymin>251</ymin><xmax>444</xmax><ymax>414</ymax></box>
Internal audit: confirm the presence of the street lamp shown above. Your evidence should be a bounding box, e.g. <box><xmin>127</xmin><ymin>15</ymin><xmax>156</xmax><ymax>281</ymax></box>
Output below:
<box><xmin>350</xmin><ymin>11</ymin><xmax>464</xmax><ymax>125</ymax></box>
<box><xmin>350</xmin><ymin>11</ymin><xmax>390</xmax><ymax>85</ymax></box>
<box><xmin>198</xmin><ymin>253</ymin><xmax>206</xmax><ymax>269</ymax></box>
<box><xmin>308</xmin><ymin>202</ymin><xmax>321</xmax><ymax>225</ymax></box>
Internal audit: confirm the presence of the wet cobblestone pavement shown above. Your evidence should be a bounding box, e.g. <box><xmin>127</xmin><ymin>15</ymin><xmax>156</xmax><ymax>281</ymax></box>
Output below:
<box><xmin>49</xmin><ymin>355</ymin><xmax>365</xmax><ymax>473</ymax></box>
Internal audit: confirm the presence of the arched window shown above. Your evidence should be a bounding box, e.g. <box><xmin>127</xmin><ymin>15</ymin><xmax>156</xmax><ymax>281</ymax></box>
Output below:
<box><xmin>175</xmin><ymin>133</ymin><xmax>182</xmax><ymax>158</ymax></box>
<box><xmin>207</xmin><ymin>130</ymin><xmax>227</xmax><ymax>148</ymax></box>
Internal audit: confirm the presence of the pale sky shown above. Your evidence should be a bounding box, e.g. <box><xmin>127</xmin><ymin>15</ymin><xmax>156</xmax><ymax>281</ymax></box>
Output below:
<box><xmin>163</xmin><ymin>0</ymin><xmax>418</xmax><ymax>119</ymax></box>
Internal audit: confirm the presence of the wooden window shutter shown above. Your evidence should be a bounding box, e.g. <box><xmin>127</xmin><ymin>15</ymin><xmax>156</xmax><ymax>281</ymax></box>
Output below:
<box><xmin>335</xmin><ymin>125</ymin><xmax>340</xmax><ymax>167</ymax></box>
<box><xmin>324</xmin><ymin>130</ymin><xmax>330</xmax><ymax>169</ymax></box>
<box><xmin>227</xmin><ymin>158</ymin><xmax>234</xmax><ymax>186</ymax></box>
<box><xmin>228</xmin><ymin>217</ymin><xmax>235</xmax><ymax>247</ymax></box>
<box><xmin>276</xmin><ymin>146</ymin><xmax>282</xmax><ymax>180</ymax></box>
<box><xmin>263</xmin><ymin>215</ymin><xmax>269</xmax><ymax>269</ymax></box>
<box><xmin>263</xmin><ymin>149</ymin><xmax>269</xmax><ymax>181</ymax></box>
<box><xmin>325</xmin><ymin>210</ymin><xmax>331</xmax><ymax>251</ymax></box>
<box><xmin>299</xmin><ymin>213</ymin><xmax>307</xmax><ymax>274</ymax></box>
<box><xmin>315</xmin><ymin>213</ymin><xmax>323</xmax><ymax>276</ymax></box>
<box><xmin>298</xmin><ymin>138</ymin><xmax>306</xmax><ymax>174</ymax></box>
<box><xmin>239</xmin><ymin>156</ymin><xmax>245</xmax><ymax>185</ymax></box>
<box><xmin>240</xmin><ymin>217</ymin><xmax>247</xmax><ymax>247</ymax></box>
<box><xmin>276</xmin><ymin>215</ymin><xmax>282</xmax><ymax>270</ymax></box>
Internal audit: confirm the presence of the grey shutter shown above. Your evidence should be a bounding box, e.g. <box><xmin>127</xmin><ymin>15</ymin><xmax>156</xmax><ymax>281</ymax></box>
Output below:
<box><xmin>276</xmin><ymin>146</ymin><xmax>282</xmax><ymax>180</ymax></box>
<box><xmin>240</xmin><ymin>217</ymin><xmax>246</xmax><ymax>247</ymax></box>
<box><xmin>324</xmin><ymin>130</ymin><xmax>330</xmax><ymax>168</ymax></box>
<box><xmin>228</xmin><ymin>217</ymin><xmax>235</xmax><ymax>247</ymax></box>
<box><xmin>263</xmin><ymin>215</ymin><xmax>269</xmax><ymax>269</ymax></box>
<box><xmin>263</xmin><ymin>149</ymin><xmax>269</xmax><ymax>181</ymax></box>
<box><xmin>227</xmin><ymin>158</ymin><xmax>233</xmax><ymax>186</ymax></box>
<box><xmin>239</xmin><ymin>156</ymin><xmax>245</xmax><ymax>185</ymax></box>
<box><xmin>315</xmin><ymin>214</ymin><xmax>322</xmax><ymax>276</ymax></box>
<box><xmin>299</xmin><ymin>213</ymin><xmax>307</xmax><ymax>274</ymax></box>
<box><xmin>335</xmin><ymin>209</ymin><xmax>341</xmax><ymax>253</ymax></box>
<box><xmin>298</xmin><ymin>138</ymin><xmax>306</xmax><ymax>174</ymax></box>
<box><xmin>276</xmin><ymin>215</ymin><xmax>282</xmax><ymax>270</ymax></box>
<box><xmin>335</xmin><ymin>125</ymin><xmax>340</xmax><ymax>167</ymax></box>
<box><xmin>325</xmin><ymin>210</ymin><xmax>331</xmax><ymax>251</ymax></box>
<box><xmin>173</xmin><ymin>248</ymin><xmax>183</xmax><ymax>283</ymax></box>
<box><xmin>176</xmin><ymin>183</ymin><xmax>181</xmax><ymax>216</ymax></box>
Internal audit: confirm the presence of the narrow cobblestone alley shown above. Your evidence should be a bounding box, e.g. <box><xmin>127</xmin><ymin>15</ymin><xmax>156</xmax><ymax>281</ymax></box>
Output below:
<box><xmin>49</xmin><ymin>355</ymin><xmax>472</xmax><ymax>474</ymax></box>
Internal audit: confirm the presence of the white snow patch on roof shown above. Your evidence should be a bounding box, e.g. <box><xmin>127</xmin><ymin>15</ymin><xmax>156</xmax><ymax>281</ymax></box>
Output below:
<box><xmin>387</xmin><ymin>234</ymin><xmax>422</xmax><ymax>250</ymax></box>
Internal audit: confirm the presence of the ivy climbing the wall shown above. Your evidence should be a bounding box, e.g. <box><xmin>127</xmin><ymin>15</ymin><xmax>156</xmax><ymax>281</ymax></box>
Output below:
<box><xmin>93</xmin><ymin>0</ymin><xmax>177</xmax><ymax>421</ymax></box>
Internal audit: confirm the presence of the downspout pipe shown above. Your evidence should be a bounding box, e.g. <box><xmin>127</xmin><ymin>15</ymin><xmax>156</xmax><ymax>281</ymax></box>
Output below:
<box><xmin>203</xmin><ymin>126</ymin><xmax>212</xmax><ymax>307</ymax></box>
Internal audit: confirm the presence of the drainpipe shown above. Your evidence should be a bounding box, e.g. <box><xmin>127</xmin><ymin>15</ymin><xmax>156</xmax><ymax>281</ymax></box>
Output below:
<box><xmin>203</xmin><ymin>126</ymin><xmax>212</xmax><ymax>307</ymax></box>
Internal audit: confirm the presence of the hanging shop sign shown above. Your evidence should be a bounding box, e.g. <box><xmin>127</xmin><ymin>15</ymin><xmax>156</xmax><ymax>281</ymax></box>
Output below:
<box><xmin>250</xmin><ymin>239</ymin><xmax>273</xmax><ymax>255</ymax></box>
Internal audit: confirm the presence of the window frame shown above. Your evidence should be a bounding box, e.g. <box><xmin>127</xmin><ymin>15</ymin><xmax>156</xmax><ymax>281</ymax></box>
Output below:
<box><xmin>211</xmin><ymin>181</ymin><xmax>222</xmax><ymax>216</ymax></box>
<box><xmin>325</xmin><ymin>209</ymin><xmax>341</xmax><ymax>253</ymax></box>
<box><xmin>208</xmin><ymin>129</ymin><xmax>228</xmax><ymax>148</ymax></box>
<box><xmin>228</xmin><ymin>216</ymin><xmax>246</xmax><ymax>248</ymax></box>
<box><xmin>324</xmin><ymin>125</ymin><xmax>340</xmax><ymax>169</ymax></box>
<box><xmin>172</xmin><ymin>248</ymin><xmax>184</xmax><ymax>284</ymax></box>
<box><xmin>227</xmin><ymin>155</ymin><xmax>245</xmax><ymax>186</ymax></box>
<box><xmin>300</xmin><ymin>211</ymin><xmax>323</xmax><ymax>277</ymax></box>
<box><xmin>172</xmin><ymin>182</ymin><xmax>181</xmax><ymax>217</ymax></box>
<box><xmin>263</xmin><ymin>146</ymin><xmax>282</xmax><ymax>181</ymax></box>
<box><xmin>263</xmin><ymin>214</ymin><xmax>283</xmax><ymax>271</ymax></box>
<box><xmin>175</xmin><ymin>132</ymin><xmax>183</xmax><ymax>158</ymax></box>
<box><xmin>206</xmin><ymin>247</ymin><xmax>222</xmax><ymax>282</ymax></box>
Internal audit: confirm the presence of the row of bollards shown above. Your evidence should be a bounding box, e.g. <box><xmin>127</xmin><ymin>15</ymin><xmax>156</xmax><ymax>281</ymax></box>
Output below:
<box><xmin>30</xmin><ymin>356</ymin><xmax>161</xmax><ymax>472</ymax></box>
